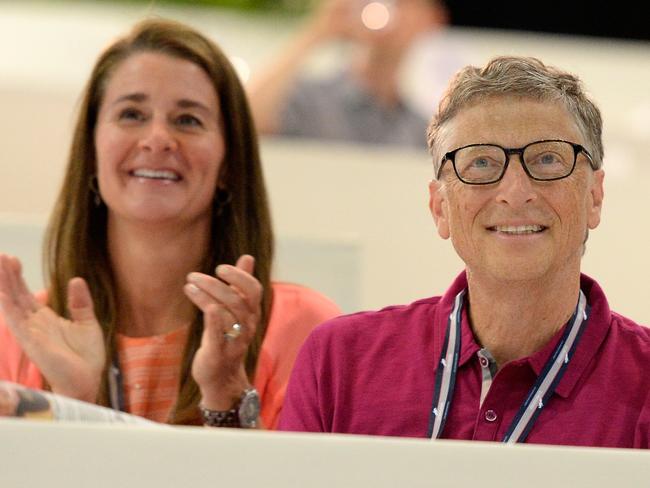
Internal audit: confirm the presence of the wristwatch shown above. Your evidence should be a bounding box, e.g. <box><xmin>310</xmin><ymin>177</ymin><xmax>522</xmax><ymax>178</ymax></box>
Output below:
<box><xmin>200</xmin><ymin>388</ymin><xmax>260</xmax><ymax>428</ymax></box>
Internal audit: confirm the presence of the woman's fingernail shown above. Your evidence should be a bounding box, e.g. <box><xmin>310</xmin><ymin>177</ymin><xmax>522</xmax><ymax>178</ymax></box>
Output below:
<box><xmin>187</xmin><ymin>284</ymin><xmax>199</xmax><ymax>294</ymax></box>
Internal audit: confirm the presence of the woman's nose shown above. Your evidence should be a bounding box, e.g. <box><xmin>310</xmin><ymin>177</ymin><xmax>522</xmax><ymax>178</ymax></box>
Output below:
<box><xmin>138</xmin><ymin>119</ymin><xmax>178</xmax><ymax>153</ymax></box>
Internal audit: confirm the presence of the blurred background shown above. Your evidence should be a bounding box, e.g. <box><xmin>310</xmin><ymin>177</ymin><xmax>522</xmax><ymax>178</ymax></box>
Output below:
<box><xmin>68</xmin><ymin>0</ymin><xmax>650</xmax><ymax>41</ymax></box>
<box><xmin>1</xmin><ymin>0</ymin><xmax>649</xmax><ymax>321</ymax></box>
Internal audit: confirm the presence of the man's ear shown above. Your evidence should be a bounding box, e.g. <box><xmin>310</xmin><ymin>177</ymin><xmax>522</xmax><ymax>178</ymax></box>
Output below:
<box><xmin>588</xmin><ymin>169</ymin><xmax>605</xmax><ymax>230</ymax></box>
<box><xmin>429</xmin><ymin>179</ymin><xmax>450</xmax><ymax>239</ymax></box>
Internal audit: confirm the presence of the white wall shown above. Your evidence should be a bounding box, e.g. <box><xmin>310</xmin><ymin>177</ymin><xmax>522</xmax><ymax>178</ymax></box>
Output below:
<box><xmin>1</xmin><ymin>2</ymin><xmax>649</xmax><ymax>321</ymax></box>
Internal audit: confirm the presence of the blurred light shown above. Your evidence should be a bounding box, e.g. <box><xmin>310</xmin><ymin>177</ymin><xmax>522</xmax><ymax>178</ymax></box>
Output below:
<box><xmin>229</xmin><ymin>55</ymin><xmax>250</xmax><ymax>84</ymax></box>
<box><xmin>361</xmin><ymin>2</ymin><xmax>391</xmax><ymax>31</ymax></box>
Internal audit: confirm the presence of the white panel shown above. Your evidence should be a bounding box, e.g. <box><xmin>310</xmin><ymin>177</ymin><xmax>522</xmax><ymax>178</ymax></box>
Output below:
<box><xmin>0</xmin><ymin>420</ymin><xmax>648</xmax><ymax>488</ymax></box>
<box><xmin>0</xmin><ymin>215</ymin><xmax>46</xmax><ymax>291</ymax></box>
<box><xmin>275</xmin><ymin>235</ymin><xmax>361</xmax><ymax>313</ymax></box>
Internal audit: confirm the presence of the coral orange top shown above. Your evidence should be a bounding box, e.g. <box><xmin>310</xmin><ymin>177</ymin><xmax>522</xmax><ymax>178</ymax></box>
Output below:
<box><xmin>0</xmin><ymin>282</ymin><xmax>340</xmax><ymax>429</ymax></box>
<box><xmin>115</xmin><ymin>325</ymin><xmax>191</xmax><ymax>423</ymax></box>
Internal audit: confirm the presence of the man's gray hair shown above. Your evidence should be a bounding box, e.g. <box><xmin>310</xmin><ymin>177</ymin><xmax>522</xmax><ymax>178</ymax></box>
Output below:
<box><xmin>426</xmin><ymin>56</ymin><xmax>604</xmax><ymax>176</ymax></box>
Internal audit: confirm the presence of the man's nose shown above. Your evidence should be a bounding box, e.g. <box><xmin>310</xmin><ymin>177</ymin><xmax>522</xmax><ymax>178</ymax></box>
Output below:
<box><xmin>494</xmin><ymin>156</ymin><xmax>537</xmax><ymax>207</ymax></box>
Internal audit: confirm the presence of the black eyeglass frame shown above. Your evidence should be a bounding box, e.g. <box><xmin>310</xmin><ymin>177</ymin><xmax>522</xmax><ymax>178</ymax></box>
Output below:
<box><xmin>436</xmin><ymin>139</ymin><xmax>597</xmax><ymax>185</ymax></box>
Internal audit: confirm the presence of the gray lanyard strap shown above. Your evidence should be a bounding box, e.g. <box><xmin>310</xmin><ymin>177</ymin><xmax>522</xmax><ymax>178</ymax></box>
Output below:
<box><xmin>108</xmin><ymin>354</ymin><xmax>126</xmax><ymax>412</ymax></box>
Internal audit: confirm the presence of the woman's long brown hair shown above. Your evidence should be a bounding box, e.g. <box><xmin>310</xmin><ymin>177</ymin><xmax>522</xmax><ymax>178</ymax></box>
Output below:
<box><xmin>44</xmin><ymin>18</ymin><xmax>273</xmax><ymax>424</ymax></box>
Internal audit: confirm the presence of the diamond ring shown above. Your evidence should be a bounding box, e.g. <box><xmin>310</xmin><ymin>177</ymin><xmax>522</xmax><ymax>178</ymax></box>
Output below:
<box><xmin>224</xmin><ymin>323</ymin><xmax>242</xmax><ymax>341</ymax></box>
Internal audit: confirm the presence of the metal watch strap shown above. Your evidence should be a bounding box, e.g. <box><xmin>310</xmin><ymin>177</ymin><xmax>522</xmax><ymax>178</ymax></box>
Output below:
<box><xmin>199</xmin><ymin>388</ymin><xmax>260</xmax><ymax>428</ymax></box>
<box><xmin>200</xmin><ymin>405</ymin><xmax>240</xmax><ymax>428</ymax></box>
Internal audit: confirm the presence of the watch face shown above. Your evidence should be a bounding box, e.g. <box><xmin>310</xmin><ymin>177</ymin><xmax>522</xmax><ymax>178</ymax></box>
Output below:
<box><xmin>238</xmin><ymin>389</ymin><xmax>260</xmax><ymax>428</ymax></box>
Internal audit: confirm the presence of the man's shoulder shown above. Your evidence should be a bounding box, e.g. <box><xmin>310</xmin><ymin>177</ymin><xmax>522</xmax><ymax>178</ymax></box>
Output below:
<box><xmin>608</xmin><ymin>311</ymin><xmax>650</xmax><ymax>349</ymax></box>
<box><xmin>583</xmin><ymin>274</ymin><xmax>650</xmax><ymax>353</ymax></box>
<box><xmin>309</xmin><ymin>295</ymin><xmax>443</xmax><ymax>343</ymax></box>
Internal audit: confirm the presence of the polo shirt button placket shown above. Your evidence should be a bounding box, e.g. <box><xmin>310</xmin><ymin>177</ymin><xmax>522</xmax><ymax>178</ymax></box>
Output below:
<box><xmin>473</xmin><ymin>407</ymin><xmax>501</xmax><ymax>441</ymax></box>
<box><xmin>484</xmin><ymin>409</ymin><xmax>498</xmax><ymax>422</ymax></box>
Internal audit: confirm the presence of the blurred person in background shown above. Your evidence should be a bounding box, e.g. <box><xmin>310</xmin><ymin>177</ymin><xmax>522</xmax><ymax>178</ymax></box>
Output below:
<box><xmin>248</xmin><ymin>0</ymin><xmax>450</xmax><ymax>147</ymax></box>
<box><xmin>0</xmin><ymin>18</ymin><xmax>340</xmax><ymax>429</ymax></box>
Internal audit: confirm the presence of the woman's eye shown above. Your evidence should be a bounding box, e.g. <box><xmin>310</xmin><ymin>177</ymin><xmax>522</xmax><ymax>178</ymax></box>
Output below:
<box><xmin>176</xmin><ymin>114</ymin><xmax>203</xmax><ymax>127</ymax></box>
<box><xmin>118</xmin><ymin>108</ymin><xmax>145</xmax><ymax>121</ymax></box>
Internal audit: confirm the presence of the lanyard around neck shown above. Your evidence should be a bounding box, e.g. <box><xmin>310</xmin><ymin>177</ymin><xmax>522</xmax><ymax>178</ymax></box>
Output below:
<box><xmin>427</xmin><ymin>288</ymin><xmax>590</xmax><ymax>443</ymax></box>
<box><xmin>108</xmin><ymin>354</ymin><xmax>126</xmax><ymax>412</ymax></box>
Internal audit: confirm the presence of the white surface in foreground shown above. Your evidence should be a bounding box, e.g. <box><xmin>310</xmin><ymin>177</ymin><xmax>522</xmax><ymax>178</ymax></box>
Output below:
<box><xmin>1</xmin><ymin>419</ymin><xmax>649</xmax><ymax>487</ymax></box>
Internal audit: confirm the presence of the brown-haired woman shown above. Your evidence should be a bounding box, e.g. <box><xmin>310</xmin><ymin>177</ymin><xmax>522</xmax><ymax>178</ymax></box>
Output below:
<box><xmin>0</xmin><ymin>18</ymin><xmax>340</xmax><ymax>428</ymax></box>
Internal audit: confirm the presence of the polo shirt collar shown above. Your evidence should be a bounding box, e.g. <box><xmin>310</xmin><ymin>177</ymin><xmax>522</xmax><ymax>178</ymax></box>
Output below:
<box><xmin>433</xmin><ymin>271</ymin><xmax>480</xmax><ymax>368</ymax></box>
<box><xmin>433</xmin><ymin>272</ymin><xmax>612</xmax><ymax>398</ymax></box>
<box><xmin>527</xmin><ymin>273</ymin><xmax>612</xmax><ymax>398</ymax></box>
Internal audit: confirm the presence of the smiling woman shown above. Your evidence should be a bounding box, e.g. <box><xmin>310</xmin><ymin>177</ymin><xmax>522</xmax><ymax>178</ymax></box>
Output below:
<box><xmin>95</xmin><ymin>51</ymin><xmax>225</xmax><ymax>225</ymax></box>
<box><xmin>0</xmin><ymin>18</ymin><xmax>340</xmax><ymax>428</ymax></box>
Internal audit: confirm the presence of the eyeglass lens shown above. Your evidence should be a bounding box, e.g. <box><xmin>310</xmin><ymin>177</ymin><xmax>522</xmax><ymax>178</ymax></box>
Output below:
<box><xmin>454</xmin><ymin>141</ymin><xmax>576</xmax><ymax>183</ymax></box>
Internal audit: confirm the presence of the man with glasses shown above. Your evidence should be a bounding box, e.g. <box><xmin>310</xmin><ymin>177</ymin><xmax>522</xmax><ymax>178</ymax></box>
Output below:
<box><xmin>279</xmin><ymin>56</ymin><xmax>650</xmax><ymax>447</ymax></box>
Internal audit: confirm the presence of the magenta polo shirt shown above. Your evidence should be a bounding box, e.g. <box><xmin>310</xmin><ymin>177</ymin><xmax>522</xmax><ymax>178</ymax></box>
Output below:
<box><xmin>279</xmin><ymin>272</ymin><xmax>650</xmax><ymax>448</ymax></box>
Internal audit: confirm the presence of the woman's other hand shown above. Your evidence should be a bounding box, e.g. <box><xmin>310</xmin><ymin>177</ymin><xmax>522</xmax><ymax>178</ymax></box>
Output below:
<box><xmin>0</xmin><ymin>254</ymin><xmax>105</xmax><ymax>403</ymax></box>
<box><xmin>184</xmin><ymin>254</ymin><xmax>262</xmax><ymax>410</ymax></box>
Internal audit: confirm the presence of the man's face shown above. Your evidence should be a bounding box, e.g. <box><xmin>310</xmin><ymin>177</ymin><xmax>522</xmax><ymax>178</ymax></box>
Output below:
<box><xmin>429</xmin><ymin>96</ymin><xmax>604</xmax><ymax>284</ymax></box>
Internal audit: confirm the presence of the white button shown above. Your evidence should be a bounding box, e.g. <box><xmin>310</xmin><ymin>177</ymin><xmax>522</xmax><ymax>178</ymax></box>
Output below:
<box><xmin>479</xmin><ymin>357</ymin><xmax>489</xmax><ymax>368</ymax></box>
<box><xmin>485</xmin><ymin>409</ymin><xmax>497</xmax><ymax>422</ymax></box>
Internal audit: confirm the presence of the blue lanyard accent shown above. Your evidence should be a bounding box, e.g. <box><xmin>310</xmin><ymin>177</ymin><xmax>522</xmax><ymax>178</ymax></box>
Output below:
<box><xmin>503</xmin><ymin>299</ymin><xmax>590</xmax><ymax>443</ymax></box>
<box><xmin>428</xmin><ymin>290</ymin><xmax>464</xmax><ymax>439</ymax></box>
<box><xmin>426</xmin><ymin>330</ymin><xmax>448</xmax><ymax>437</ymax></box>
<box><xmin>428</xmin><ymin>289</ymin><xmax>589</xmax><ymax>442</ymax></box>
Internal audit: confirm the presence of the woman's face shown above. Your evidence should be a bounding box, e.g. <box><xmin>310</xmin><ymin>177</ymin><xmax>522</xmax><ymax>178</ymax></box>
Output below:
<box><xmin>94</xmin><ymin>51</ymin><xmax>225</xmax><ymax>227</ymax></box>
